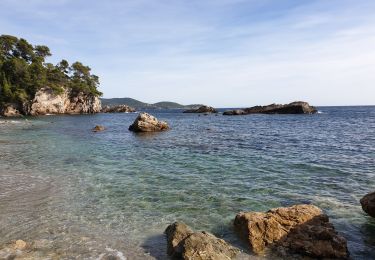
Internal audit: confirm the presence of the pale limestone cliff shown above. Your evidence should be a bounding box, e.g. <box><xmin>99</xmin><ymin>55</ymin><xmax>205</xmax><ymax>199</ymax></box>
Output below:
<box><xmin>0</xmin><ymin>87</ymin><xmax>101</xmax><ymax>117</ymax></box>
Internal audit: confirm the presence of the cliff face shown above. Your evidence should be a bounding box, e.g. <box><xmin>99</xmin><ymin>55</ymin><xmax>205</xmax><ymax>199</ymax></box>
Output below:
<box><xmin>0</xmin><ymin>87</ymin><xmax>101</xmax><ymax>117</ymax></box>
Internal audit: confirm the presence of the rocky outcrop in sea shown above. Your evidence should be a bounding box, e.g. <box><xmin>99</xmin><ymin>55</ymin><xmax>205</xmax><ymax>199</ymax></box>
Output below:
<box><xmin>234</xmin><ymin>204</ymin><xmax>349</xmax><ymax>258</ymax></box>
<box><xmin>360</xmin><ymin>191</ymin><xmax>375</xmax><ymax>218</ymax></box>
<box><xmin>101</xmin><ymin>104</ymin><xmax>135</xmax><ymax>113</ymax></box>
<box><xmin>183</xmin><ymin>105</ymin><xmax>218</xmax><ymax>113</ymax></box>
<box><xmin>223</xmin><ymin>101</ymin><xmax>317</xmax><ymax>115</ymax></box>
<box><xmin>0</xmin><ymin>87</ymin><xmax>101</xmax><ymax>117</ymax></box>
<box><xmin>165</xmin><ymin>222</ymin><xmax>240</xmax><ymax>260</ymax></box>
<box><xmin>128</xmin><ymin>112</ymin><xmax>169</xmax><ymax>132</ymax></box>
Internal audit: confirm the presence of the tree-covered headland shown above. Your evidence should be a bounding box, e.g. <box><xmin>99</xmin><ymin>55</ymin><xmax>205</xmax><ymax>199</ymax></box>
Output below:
<box><xmin>0</xmin><ymin>35</ymin><xmax>102</xmax><ymax>106</ymax></box>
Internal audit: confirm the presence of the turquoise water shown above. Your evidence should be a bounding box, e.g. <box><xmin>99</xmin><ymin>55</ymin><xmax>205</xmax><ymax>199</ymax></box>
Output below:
<box><xmin>0</xmin><ymin>107</ymin><xmax>374</xmax><ymax>259</ymax></box>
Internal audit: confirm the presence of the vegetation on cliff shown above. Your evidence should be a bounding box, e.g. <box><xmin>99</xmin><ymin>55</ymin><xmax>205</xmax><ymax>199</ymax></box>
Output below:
<box><xmin>0</xmin><ymin>34</ymin><xmax>102</xmax><ymax>106</ymax></box>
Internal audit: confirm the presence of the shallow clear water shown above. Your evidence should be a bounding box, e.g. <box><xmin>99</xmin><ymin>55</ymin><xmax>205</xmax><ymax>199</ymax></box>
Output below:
<box><xmin>0</xmin><ymin>106</ymin><xmax>374</xmax><ymax>259</ymax></box>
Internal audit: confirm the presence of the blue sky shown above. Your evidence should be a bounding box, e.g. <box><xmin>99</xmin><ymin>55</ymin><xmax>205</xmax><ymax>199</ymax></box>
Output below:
<box><xmin>1</xmin><ymin>0</ymin><xmax>375</xmax><ymax>106</ymax></box>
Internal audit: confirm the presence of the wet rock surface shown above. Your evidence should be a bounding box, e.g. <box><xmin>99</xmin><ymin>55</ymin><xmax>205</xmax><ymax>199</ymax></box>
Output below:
<box><xmin>92</xmin><ymin>125</ymin><xmax>105</xmax><ymax>132</ymax></box>
<box><xmin>360</xmin><ymin>191</ymin><xmax>375</xmax><ymax>218</ymax></box>
<box><xmin>165</xmin><ymin>222</ymin><xmax>240</xmax><ymax>260</ymax></box>
<box><xmin>234</xmin><ymin>204</ymin><xmax>349</xmax><ymax>259</ymax></box>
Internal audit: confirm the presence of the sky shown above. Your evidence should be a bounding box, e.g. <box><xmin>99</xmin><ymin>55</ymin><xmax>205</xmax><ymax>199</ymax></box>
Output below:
<box><xmin>1</xmin><ymin>0</ymin><xmax>375</xmax><ymax>107</ymax></box>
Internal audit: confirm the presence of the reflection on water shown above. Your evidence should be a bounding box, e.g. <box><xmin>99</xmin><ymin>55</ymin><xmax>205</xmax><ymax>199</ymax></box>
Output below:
<box><xmin>0</xmin><ymin>106</ymin><xmax>375</xmax><ymax>259</ymax></box>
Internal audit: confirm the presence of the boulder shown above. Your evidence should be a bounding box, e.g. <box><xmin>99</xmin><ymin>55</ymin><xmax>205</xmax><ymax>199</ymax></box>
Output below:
<box><xmin>234</xmin><ymin>204</ymin><xmax>348</xmax><ymax>259</ymax></box>
<box><xmin>360</xmin><ymin>191</ymin><xmax>375</xmax><ymax>218</ymax></box>
<box><xmin>101</xmin><ymin>104</ymin><xmax>135</xmax><ymax>113</ymax></box>
<box><xmin>128</xmin><ymin>112</ymin><xmax>169</xmax><ymax>132</ymax></box>
<box><xmin>165</xmin><ymin>222</ymin><xmax>240</xmax><ymax>260</ymax></box>
<box><xmin>223</xmin><ymin>109</ymin><xmax>246</xmax><ymax>116</ymax></box>
<box><xmin>224</xmin><ymin>101</ymin><xmax>317</xmax><ymax>115</ymax></box>
<box><xmin>183</xmin><ymin>106</ymin><xmax>218</xmax><ymax>114</ymax></box>
<box><xmin>92</xmin><ymin>125</ymin><xmax>105</xmax><ymax>132</ymax></box>
<box><xmin>0</xmin><ymin>104</ymin><xmax>22</xmax><ymax>117</ymax></box>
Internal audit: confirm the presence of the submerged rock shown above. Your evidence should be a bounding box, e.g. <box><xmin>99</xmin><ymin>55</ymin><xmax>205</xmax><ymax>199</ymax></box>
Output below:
<box><xmin>224</xmin><ymin>101</ymin><xmax>317</xmax><ymax>115</ymax></box>
<box><xmin>128</xmin><ymin>112</ymin><xmax>169</xmax><ymax>132</ymax></box>
<box><xmin>165</xmin><ymin>222</ymin><xmax>240</xmax><ymax>260</ymax></box>
<box><xmin>101</xmin><ymin>104</ymin><xmax>135</xmax><ymax>113</ymax></box>
<box><xmin>234</xmin><ymin>204</ymin><xmax>348</xmax><ymax>259</ymax></box>
<box><xmin>360</xmin><ymin>191</ymin><xmax>375</xmax><ymax>218</ymax></box>
<box><xmin>92</xmin><ymin>125</ymin><xmax>105</xmax><ymax>132</ymax></box>
<box><xmin>183</xmin><ymin>105</ymin><xmax>218</xmax><ymax>114</ymax></box>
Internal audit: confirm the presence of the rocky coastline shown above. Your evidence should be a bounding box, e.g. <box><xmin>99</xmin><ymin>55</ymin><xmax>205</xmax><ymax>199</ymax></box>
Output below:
<box><xmin>223</xmin><ymin>101</ymin><xmax>317</xmax><ymax>115</ymax></box>
<box><xmin>0</xmin><ymin>87</ymin><xmax>101</xmax><ymax>117</ymax></box>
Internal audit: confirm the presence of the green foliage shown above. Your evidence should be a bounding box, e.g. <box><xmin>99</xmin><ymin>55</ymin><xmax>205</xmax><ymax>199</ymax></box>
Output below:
<box><xmin>0</xmin><ymin>34</ymin><xmax>102</xmax><ymax>106</ymax></box>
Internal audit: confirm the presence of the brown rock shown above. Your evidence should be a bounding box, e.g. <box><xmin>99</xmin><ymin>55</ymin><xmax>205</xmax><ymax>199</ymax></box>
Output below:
<box><xmin>0</xmin><ymin>104</ymin><xmax>22</xmax><ymax>117</ymax></box>
<box><xmin>101</xmin><ymin>104</ymin><xmax>135</xmax><ymax>113</ymax></box>
<box><xmin>234</xmin><ymin>204</ymin><xmax>349</xmax><ymax>259</ymax></box>
<box><xmin>165</xmin><ymin>222</ymin><xmax>240</xmax><ymax>260</ymax></box>
<box><xmin>92</xmin><ymin>125</ymin><xmax>105</xmax><ymax>132</ymax></box>
<box><xmin>14</xmin><ymin>240</ymin><xmax>27</xmax><ymax>250</ymax></box>
<box><xmin>183</xmin><ymin>106</ymin><xmax>218</xmax><ymax>114</ymax></box>
<box><xmin>360</xmin><ymin>191</ymin><xmax>375</xmax><ymax>218</ymax></box>
<box><xmin>165</xmin><ymin>222</ymin><xmax>193</xmax><ymax>257</ymax></box>
<box><xmin>224</xmin><ymin>101</ymin><xmax>317</xmax><ymax>115</ymax></box>
<box><xmin>128</xmin><ymin>112</ymin><xmax>169</xmax><ymax>132</ymax></box>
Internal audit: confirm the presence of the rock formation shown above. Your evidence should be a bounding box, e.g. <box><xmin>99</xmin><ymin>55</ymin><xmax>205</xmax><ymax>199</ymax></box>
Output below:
<box><xmin>360</xmin><ymin>191</ymin><xmax>375</xmax><ymax>218</ymax></box>
<box><xmin>0</xmin><ymin>87</ymin><xmax>101</xmax><ymax>117</ymax></box>
<box><xmin>92</xmin><ymin>125</ymin><xmax>105</xmax><ymax>132</ymax></box>
<box><xmin>222</xmin><ymin>109</ymin><xmax>246</xmax><ymax>116</ymax></box>
<box><xmin>165</xmin><ymin>222</ymin><xmax>240</xmax><ymax>260</ymax></box>
<box><xmin>0</xmin><ymin>103</ymin><xmax>23</xmax><ymax>117</ymax></box>
<box><xmin>223</xmin><ymin>101</ymin><xmax>317</xmax><ymax>115</ymax></box>
<box><xmin>234</xmin><ymin>204</ymin><xmax>348</xmax><ymax>259</ymax></box>
<box><xmin>183</xmin><ymin>105</ymin><xmax>218</xmax><ymax>113</ymax></box>
<box><xmin>101</xmin><ymin>104</ymin><xmax>135</xmax><ymax>113</ymax></box>
<box><xmin>128</xmin><ymin>112</ymin><xmax>169</xmax><ymax>132</ymax></box>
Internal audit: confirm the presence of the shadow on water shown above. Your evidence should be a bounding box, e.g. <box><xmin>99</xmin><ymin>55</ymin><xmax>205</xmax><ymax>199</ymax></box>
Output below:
<box><xmin>141</xmin><ymin>234</ymin><xmax>168</xmax><ymax>260</ymax></box>
<box><xmin>359</xmin><ymin>218</ymin><xmax>375</xmax><ymax>256</ymax></box>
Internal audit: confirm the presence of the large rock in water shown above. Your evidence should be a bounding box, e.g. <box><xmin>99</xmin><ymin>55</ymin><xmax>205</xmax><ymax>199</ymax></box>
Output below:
<box><xmin>234</xmin><ymin>204</ymin><xmax>349</xmax><ymax>259</ymax></box>
<box><xmin>165</xmin><ymin>222</ymin><xmax>240</xmax><ymax>260</ymax></box>
<box><xmin>360</xmin><ymin>191</ymin><xmax>375</xmax><ymax>218</ymax></box>
<box><xmin>128</xmin><ymin>112</ymin><xmax>169</xmax><ymax>132</ymax></box>
<box><xmin>223</xmin><ymin>101</ymin><xmax>317</xmax><ymax>115</ymax></box>
<box><xmin>183</xmin><ymin>105</ymin><xmax>218</xmax><ymax>113</ymax></box>
<box><xmin>101</xmin><ymin>104</ymin><xmax>135</xmax><ymax>113</ymax></box>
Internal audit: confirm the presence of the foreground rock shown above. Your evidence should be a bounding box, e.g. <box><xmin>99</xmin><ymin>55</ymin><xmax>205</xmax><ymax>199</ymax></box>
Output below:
<box><xmin>234</xmin><ymin>204</ymin><xmax>348</xmax><ymax>259</ymax></box>
<box><xmin>101</xmin><ymin>104</ymin><xmax>135</xmax><ymax>113</ymax></box>
<box><xmin>360</xmin><ymin>191</ymin><xmax>375</xmax><ymax>218</ymax></box>
<box><xmin>129</xmin><ymin>112</ymin><xmax>169</xmax><ymax>132</ymax></box>
<box><xmin>223</xmin><ymin>101</ymin><xmax>317</xmax><ymax>115</ymax></box>
<box><xmin>165</xmin><ymin>222</ymin><xmax>240</xmax><ymax>260</ymax></box>
<box><xmin>0</xmin><ymin>87</ymin><xmax>101</xmax><ymax>117</ymax></box>
<box><xmin>183</xmin><ymin>105</ymin><xmax>218</xmax><ymax>114</ymax></box>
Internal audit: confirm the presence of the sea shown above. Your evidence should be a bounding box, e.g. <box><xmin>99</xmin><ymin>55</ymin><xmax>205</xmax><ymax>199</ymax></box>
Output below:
<box><xmin>0</xmin><ymin>106</ymin><xmax>374</xmax><ymax>259</ymax></box>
